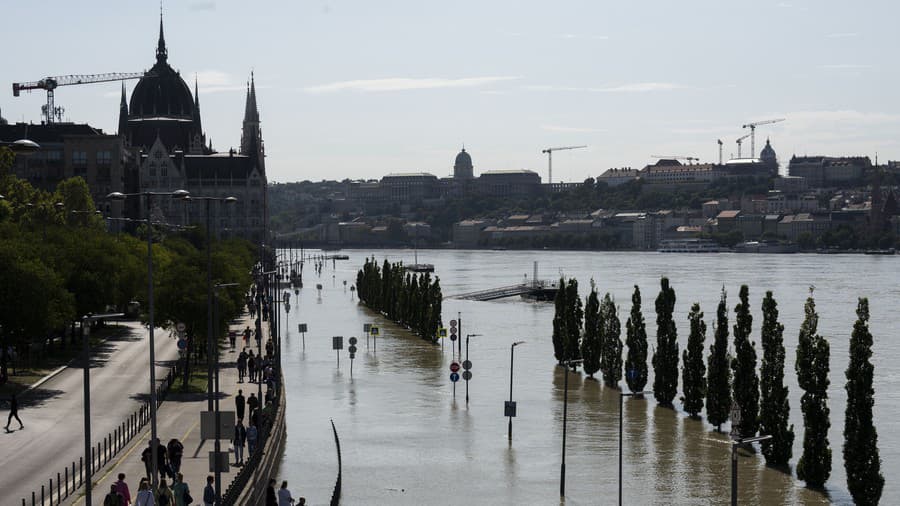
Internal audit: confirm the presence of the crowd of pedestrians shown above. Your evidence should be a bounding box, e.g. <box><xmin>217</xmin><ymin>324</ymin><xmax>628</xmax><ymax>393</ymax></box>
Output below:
<box><xmin>102</xmin><ymin>472</ymin><xmax>193</xmax><ymax>506</ymax></box>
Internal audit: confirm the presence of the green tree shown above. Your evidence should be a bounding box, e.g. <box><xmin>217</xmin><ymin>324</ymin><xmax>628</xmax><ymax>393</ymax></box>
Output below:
<box><xmin>600</xmin><ymin>293</ymin><xmax>622</xmax><ymax>387</ymax></box>
<box><xmin>682</xmin><ymin>302</ymin><xmax>706</xmax><ymax>418</ymax></box>
<box><xmin>552</xmin><ymin>277</ymin><xmax>567</xmax><ymax>363</ymax></box>
<box><xmin>731</xmin><ymin>285</ymin><xmax>760</xmax><ymax>438</ymax></box>
<box><xmin>843</xmin><ymin>298</ymin><xmax>883</xmax><ymax>505</ymax></box>
<box><xmin>795</xmin><ymin>292</ymin><xmax>831</xmax><ymax>488</ymax></box>
<box><xmin>759</xmin><ymin>291</ymin><xmax>794</xmax><ymax>467</ymax></box>
<box><xmin>706</xmin><ymin>288</ymin><xmax>732</xmax><ymax>431</ymax></box>
<box><xmin>624</xmin><ymin>285</ymin><xmax>648</xmax><ymax>393</ymax></box>
<box><xmin>564</xmin><ymin>278</ymin><xmax>583</xmax><ymax>366</ymax></box>
<box><xmin>581</xmin><ymin>283</ymin><xmax>601</xmax><ymax>377</ymax></box>
<box><xmin>652</xmin><ymin>277</ymin><xmax>678</xmax><ymax>406</ymax></box>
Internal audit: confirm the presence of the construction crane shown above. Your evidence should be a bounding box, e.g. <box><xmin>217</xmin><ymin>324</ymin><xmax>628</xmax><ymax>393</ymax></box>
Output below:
<box><xmin>717</xmin><ymin>139</ymin><xmax>723</xmax><ymax>165</ymax></box>
<box><xmin>735</xmin><ymin>133</ymin><xmax>751</xmax><ymax>159</ymax></box>
<box><xmin>13</xmin><ymin>71</ymin><xmax>149</xmax><ymax>123</ymax></box>
<box><xmin>651</xmin><ymin>155</ymin><xmax>700</xmax><ymax>164</ymax></box>
<box><xmin>741</xmin><ymin>118</ymin><xmax>785</xmax><ymax>158</ymax></box>
<box><xmin>541</xmin><ymin>145</ymin><xmax>586</xmax><ymax>184</ymax></box>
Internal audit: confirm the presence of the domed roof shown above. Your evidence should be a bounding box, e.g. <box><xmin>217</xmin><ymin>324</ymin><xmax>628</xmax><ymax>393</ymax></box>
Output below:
<box><xmin>760</xmin><ymin>138</ymin><xmax>777</xmax><ymax>164</ymax></box>
<box><xmin>454</xmin><ymin>148</ymin><xmax>472</xmax><ymax>169</ymax></box>
<box><xmin>128</xmin><ymin>18</ymin><xmax>195</xmax><ymax>119</ymax></box>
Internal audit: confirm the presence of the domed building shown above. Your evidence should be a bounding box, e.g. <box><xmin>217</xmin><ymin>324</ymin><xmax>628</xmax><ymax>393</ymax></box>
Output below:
<box><xmin>760</xmin><ymin>138</ymin><xmax>777</xmax><ymax>166</ymax></box>
<box><xmin>453</xmin><ymin>147</ymin><xmax>474</xmax><ymax>179</ymax></box>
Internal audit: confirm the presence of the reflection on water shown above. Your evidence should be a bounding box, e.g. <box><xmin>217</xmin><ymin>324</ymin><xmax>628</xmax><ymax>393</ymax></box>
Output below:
<box><xmin>279</xmin><ymin>249</ymin><xmax>897</xmax><ymax>504</ymax></box>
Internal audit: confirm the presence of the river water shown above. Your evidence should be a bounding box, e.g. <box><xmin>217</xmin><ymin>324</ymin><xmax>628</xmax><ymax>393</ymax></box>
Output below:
<box><xmin>277</xmin><ymin>249</ymin><xmax>898</xmax><ymax>505</ymax></box>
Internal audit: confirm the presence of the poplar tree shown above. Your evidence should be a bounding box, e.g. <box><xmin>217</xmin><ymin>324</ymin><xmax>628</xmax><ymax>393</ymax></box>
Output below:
<box><xmin>843</xmin><ymin>298</ymin><xmax>883</xmax><ymax>505</ymax></box>
<box><xmin>600</xmin><ymin>293</ymin><xmax>623</xmax><ymax>387</ymax></box>
<box><xmin>581</xmin><ymin>284</ymin><xmax>602</xmax><ymax>378</ymax></box>
<box><xmin>625</xmin><ymin>285</ymin><xmax>648</xmax><ymax>393</ymax></box>
<box><xmin>731</xmin><ymin>285</ymin><xmax>760</xmax><ymax>438</ymax></box>
<box><xmin>552</xmin><ymin>277</ymin><xmax>567</xmax><ymax>363</ymax></box>
<box><xmin>706</xmin><ymin>288</ymin><xmax>731</xmax><ymax>431</ymax></box>
<box><xmin>564</xmin><ymin>278</ymin><xmax>583</xmax><ymax>366</ymax></box>
<box><xmin>796</xmin><ymin>292</ymin><xmax>831</xmax><ymax>489</ymax></box>
<box><xmin>652</xmin><ymin>277</ymin><xmax>678</xmax><ymax>406</ymax></box>
<box><xmin>682</xmin><ymin>302</ymin><xmax>706</xmax><ymax>418</ymax></box>
<box><xmin>759</xmin><ymin>291</ymin><xmax>793</xmax><ymax>467</ymax></box>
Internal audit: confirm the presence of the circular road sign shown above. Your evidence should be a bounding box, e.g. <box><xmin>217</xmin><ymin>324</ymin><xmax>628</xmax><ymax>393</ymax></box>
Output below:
<box><xmin>462</xmin><ymin>370</ymin><xmax>472</xmax><ymax>381</ymax></box>
<box><xmin>449</xmin><ymin>319</ymin><xmax>457</xmax><ymax>328</ymax></box>
<box><xmin>450</xmin><ymin>334</ymin><xmax>457</xmax><ymax>341</ymax></box>
<box><xmin>177</xmin><ymin>339</ymin><xmax>187</xmax><ymax>350</ymax></box>
<box><xmin>348</xmin><ymin>345</ymin><xmax>357</xmax><ymax>354</ymax></box>
<box><xmin>450</xmin><ymin>372</ymin><xmax>460</xmax><ymax>382</ymax></box>
<box><xmin>176</xmin><ymin>322</ymin><xmax>186</xmax><ymax>332</ymax></box>
<box><xmin>349</xmin><ymin>337</ymin><xmax>358</xmax><ymax>345</ymax></box>
<box><xmin>450</xmin><ymin>362</ymin><xmax>460</xmax><ymax>373</ymax></box>
<box><xmin>462</xmin><ymin>360</ymin><xmax>472</xmax><ymax>370</ymax></box>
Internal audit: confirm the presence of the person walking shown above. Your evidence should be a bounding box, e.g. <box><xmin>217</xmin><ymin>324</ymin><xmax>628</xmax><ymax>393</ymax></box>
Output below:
<box><xmin>5</xmin><ymin>393</ymin><xmax>23</xmax><ymax>430</ymax></box>
<box><xmin>247</xmin><ymin>392</ymin><xmax>259</xmax><ymax>421</ymax></box>
<box><xmin>278</xmin><ymin>481</ymin><xmax>296</xmax><ymax>505</ymax></box>
<box><xmin>167</xmin><ymin>438</ymin><xmax>184</xmax><ymax>475</ymax></box>
<box><xmin>203</xmin><ymin>475</ymin><xmax>216</xmax><ymax>506</ymax></box>
<box><xmin>172</xmin><ymin>473</ymin><xmax>190</xmax><ymax>506</ymax></box>
<box><xmin>266</xmin><ymin>479</ymin><xmax>278</xmax><ymax>506</ymax></box>
<box><xmin>229</xmin><ymin>330</ymin><xmax>237</xmax><ymax>349</ymax></box>
<box><xmin>114</xmin><ymin>473</ymin><xmax>131</xmax><ymax>505</ymax></box>
<box><xmin>104</xmin><ymin>484</ymin><xmax>124</xmax><ymax>506</ymax></box>
<box><xmin>237</xmin><ymin>349</ymin><xmax>248</xmax><ymax>383</ymax></box>
<box><xmin>235</xmin><ymin>389</ymin><xmax>246</xmax><ymax>422</ymax></box>
<box><xmin>247</xmin><ymin>422</ymin><xmax>259</xmax><ymax>456</ymax></box>
<box><xmin>248</xmin><ymin>352</ymin><xmax>256</xmax><ymax>383</ymax></box>
<box><xmin>134</xmin><ymin>480</ymin><xmax>154</xmax><ymax>506</ymax></box>
<box><xmin>157</xmin><ymin>478</ymin><xmax>175</xmax><ymax>506</ymax></box>
<box><xmin>233</xmin><ymin>420</ymin><xmax>247</xmax><ymax>466</ymax></box>
<box><xmin>243</xmin><ymin>326</ymin><xmax>252</xmax><ymax>346</ymax></box>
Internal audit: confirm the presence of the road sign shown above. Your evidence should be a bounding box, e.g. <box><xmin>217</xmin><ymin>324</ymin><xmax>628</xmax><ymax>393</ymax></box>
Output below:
<box><xmin>730</xmin><ymin>403</ymin><xmax>742</xmax><ymax>439</ymax></box>
<box><xmin>348</xmin><ymin>345</ymin><xmax>357</xmax><ymax>354</ymax></box>
<box><xmin>371</xmin><ymin>327</ymin><xmax>380</xmax><ymax>336</ymax></box>
<box><xmin>349</xmin><ymin>337</ymin><xmax>358</xmax><ymax>346</ymax></box>
<box><xmin>462</xmin><ymin>370</ymin><xmax>472</xmax><ymax>381</ymax></box>
<box><xmin>364</xmin><ymin>323</ymin><xmax>371</xmax><ymax>333</ymax></box>
<box><xmin>450</xmin><ymin>334</ymin><xmax>457</xmax><ymax>341</ymax></box>
<box><xmin>450</xmin><ymin>362</ymin><xmax>460</xmax><ymax>373</ymax></box>
<box><xmin>177</xmin><ymin>339</ymin><xmax>187</xmax><ymax>350</ymax></box>
<box><xmin>333</xmin><ymin>336</ymin><xmax>343</xmax><ymax>350</ymax></box>
<box><xmin>176</xmin><ymin>322</ymin><xmax>186</xmax><ymax>332</ymax></box>
<box><xmin>438</xmin><ymin>328</ymin><xmax>447</xmax><ymax>338</ymax></box>
<box><xmin>462</xmin><ymin>360</ymin><xmax>472</xmax><ymax>370</ymax></box>
<box><xmin>200</xmin><ymin>411</ymin><xmax>235</xmax><ymax>440</ymax></box>
<box><xmin>298</xmin><ymin>323</ymin><xmax>308</xmax><ymax>333</ymax></box>
<box><xmin>449</xmin><ymin>319</ymin><xmax>457</xmax><ymax>328</ymax></box>
<box><xmin>504</xmin><ymin>401</ymin><xmax>517</xmax><ymax>417</ymax></box>
<box><xmin>450</xmin><ymin>372</ymin><xmax>460</xmax><ymax>382</ymax></box>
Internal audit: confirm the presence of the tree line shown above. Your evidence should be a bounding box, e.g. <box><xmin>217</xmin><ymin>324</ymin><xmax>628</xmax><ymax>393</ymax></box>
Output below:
<box><xmin>356</xmin><ymin>258</ymin><xmax>443</xmax><ymax>343</ymax></box>
<box><xmin>551</xmin><ymin>277</ymin><xmax>883</xmax><ymax>505</ymax></box>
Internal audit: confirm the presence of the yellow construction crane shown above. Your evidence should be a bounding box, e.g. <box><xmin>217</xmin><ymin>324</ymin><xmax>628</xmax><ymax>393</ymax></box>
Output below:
<box><xmin>541</xmin><ymin>145</ymin><xmax>586</xmax><ymax>184</ymax></box>
<box><xmin>741</xmin><ymin>118</ymin><xmax>785</xmax><ymax>158</ymax></box>
<box><xmin>13</xmin><ymin>71</ymin><xmax>150</xmax><ymax>123</ymax></box>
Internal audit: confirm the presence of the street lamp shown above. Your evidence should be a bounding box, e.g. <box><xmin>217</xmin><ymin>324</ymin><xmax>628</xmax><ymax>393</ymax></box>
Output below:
<box><xmin>507</xmin><ymin>341</ymin><xmax>525</xmax><ymax>442</ymax></box>
<box><xmin>730</xmin><ymin>434</ymin><xmax>772</xmax><ymax>506</ymax></box>
<box><xmin>464</xmin><ymin>334</ymin><xmax>480</xmax><ymax>404</ymax></box>
<box><xmin>0</xmin><ymin>139</ymin><xmax>41</xmax><ymax>155</ymax></box>
<box><xmin>106</xmin><ymin>189</ymin><xmax>189</xmax><ymax>488</ymax></box>
<box><xmin>618</xmin><ymin>390</ymin><xmax>649</xmax><ymax>505</ymax></box>
<box><xmin>560</xmin><ymin>358</ymin><xmax>583</xmax><ymax>497</ymax></box>
<box><xmin>212</xmin><ymin>282</ymin><xmax>238</xmax><ymax>504</ymax></box>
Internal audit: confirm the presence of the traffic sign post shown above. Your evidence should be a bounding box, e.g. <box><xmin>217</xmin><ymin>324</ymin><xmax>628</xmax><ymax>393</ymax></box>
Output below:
<box><xmin>298</xmin><ymin>323</ymin><xmax>308</xmax><ymax>349</ymax></box>
<box><xmin>450</xmin><ymin>361</ymin><xmax>460</xmax><ymax>398</ymax></box>
<box><xmin>333</xmin><ymin>336</ymin><xmax>343</xmax><ymax>367</ymax></box>
<box><xmin>348</xmin><ymin>337</ymin><xmax>358</xmax><ymax>376</ymax></box>
<box><xmin>370</xmin><ymin>326</ymin><xmax>379</xmax><ymax>352</ymax></box>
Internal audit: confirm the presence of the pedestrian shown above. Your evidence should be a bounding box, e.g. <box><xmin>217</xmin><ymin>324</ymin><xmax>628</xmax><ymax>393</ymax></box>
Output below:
<box><xmin>114</xmin><ymin>473</ymin><xmax>131</xmax><ymax>505</ymax></box>
<box><xmin>167</xmin><ymin>438</ymin><xmax>184</xmax><ymax>474</ymax></box>
<box><xmin>235</xmin><ymin>389</ymin><xmax>246</xmax><ymax>421</ymax></box>
<box><xmin>140</xmin><ymin>444</ymin><xmax>153</xmax><ymax>481</ymax></box>
<box><xmin>297</xmin><ymin>498</ymin><xmax>306</xmax><ymax>505</ymax></box>
<box><xmin>134</xmin><ymin>480</ymin><xmax>154</xmax><ymax>506</ymax></box>
<box><xmin>5</xmin><ymin>393</ymin><xmax>23</xmax><ymax>430</ymax></box>
<box><xmin>237</xmin><ymin>350</ymin><xmax>248</xmax><ymax>383</ymax></box>
<box><xmin>247</xmin><ymin>422</ymin><xmax>259</xmax><ymax>455</ymax></box>
<box><xmin>266</xmin><ymin>340</ymin><xmax>274</xmax><ymax>359</ymax></box>
<box><xmin>156</xmin><ymin>438</ymin><xmax>173</xmax><ymax>480</ymax></box>
<box><xmin>266</xmin><ymin>478</ymin><xmax>277</xmax><ymax>506</ymax></box>
<box><xmin>233</xmin><ymin>420</ymin><xmax>247</xmax><ymax>466</ymax></box>
<box><xmin>278</xmin><ymin>480</ymin><xmax>295</xmax><ymax>505</ymax></box>
<box><xmin>104</xmin><ymin>484</ymin><xmax>124</xmax><ymax>506</ymax></box>
<box><xmin>247</xmin><ymin>392</ymin><xmax>259</xmax><ymax>420</ymax></box>
<box><xmin>229</xmin><ymin>330</ymin><xmax>236</xmax><ymax>349</ymax></box>
<box><xmin>172</xmin><ymin>473</ymin><xmax>190</xmax><ymax>506</ymax></box>
<box><xmin>243</xmin><ymin>326</ymin><xmax>252</xmax><ymax>345</ymax></box>
<box><xmin>157</xmin><ymin>478</ymin><xmax>175</xmax><ymax>506</ymax></box>
<box><xmin>248</xmin><ymin>352</ymin><xmax>256</xmax><ymax>383</ymax></box>
<box><xmin>203</xmin><ymin>475</ymin><xmax>216</xmax><ymax>506</ymax></box>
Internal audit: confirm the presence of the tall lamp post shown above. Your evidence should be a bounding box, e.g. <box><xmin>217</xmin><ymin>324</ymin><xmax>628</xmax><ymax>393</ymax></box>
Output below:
<box><xmin>107</xmin><ymin>189</ymin><xmax>190</xmax><ymax>488</ymax></box>
<box><xmin>730</xmin><ymin>434</ymin><xmax>771</xmax><ymax>506</ymax></box>
<box><xmin>464</xmin><ymin>333</ymin><xmax>480</xmax><ymax>404</ymax></box>
<box><xmin>507</xmin><ymin>341</ymin><xmax>525</xmax><ymax>441</ymax></box>
<box><xmin>212</xmin><ymin>282</ymin><xmax>238</xmax><ymax>504</ymax></box>
<box><xmin>618</xmin><ymin>390</ymin><xmax>649</xmax><ymax>505</ymax></box>
<box><xmin>560</xmin><ymin>358</ymin><xmax>583</xmax><ymax>497</ymax></box>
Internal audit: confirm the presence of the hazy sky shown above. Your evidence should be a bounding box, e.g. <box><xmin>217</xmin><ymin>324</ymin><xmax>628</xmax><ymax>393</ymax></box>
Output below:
<box><xmin>3</xmin><ymin>0</ymin><xmax>899</xmax><ymax>183</ymax></box>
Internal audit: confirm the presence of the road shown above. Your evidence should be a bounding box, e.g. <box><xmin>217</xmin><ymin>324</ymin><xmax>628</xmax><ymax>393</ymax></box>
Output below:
<box><xmin>0</xmin><ymin>321</ymin><xmax>179</xmax><ymax>504</ymax></box>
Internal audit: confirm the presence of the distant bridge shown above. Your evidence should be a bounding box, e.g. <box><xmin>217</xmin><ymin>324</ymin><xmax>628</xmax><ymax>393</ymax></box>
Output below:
<box><xmin>451</xmin><ymin>281</ymin><xmax>557</xmax><ymax>302</ymax></box>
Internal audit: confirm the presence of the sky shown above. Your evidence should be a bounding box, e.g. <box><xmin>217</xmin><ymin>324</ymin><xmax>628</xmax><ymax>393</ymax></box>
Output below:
<box><xmin>2</xmin><ymin>0</ymin><xmax>900</xmax><ymax>183</ymax></box>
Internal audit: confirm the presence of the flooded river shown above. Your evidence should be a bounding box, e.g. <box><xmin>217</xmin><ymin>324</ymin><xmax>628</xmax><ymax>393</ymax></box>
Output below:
<box><xmin>278</xmin><ymin>249</ymin><xmax>898</xmax><ymax>505</ymax></box>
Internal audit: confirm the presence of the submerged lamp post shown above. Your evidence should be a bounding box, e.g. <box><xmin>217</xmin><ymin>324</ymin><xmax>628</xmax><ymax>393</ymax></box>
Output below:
<box><xmin>618</xmin><ymin>390</ymin><xmax>649</xmax><ymax>505</ymax></box>
<box><xmin>507</xmin><ymin>341</ymin><xmax>525</xmax><ymax>442</ymax></box>
<box><xmin>560</xmin><ymin>358</ymin><xmax>583</xmax><ymax>497</ymax></box>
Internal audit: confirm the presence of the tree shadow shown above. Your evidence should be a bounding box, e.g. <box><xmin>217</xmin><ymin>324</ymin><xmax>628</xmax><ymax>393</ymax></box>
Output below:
<box><xmin>18</xmin><ymin>387</ymin><xmax>66</xmax><ymax>407</ymax></box>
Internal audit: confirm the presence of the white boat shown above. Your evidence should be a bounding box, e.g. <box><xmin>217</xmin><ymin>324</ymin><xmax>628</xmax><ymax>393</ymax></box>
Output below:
<box><xmin>657</xmin><ymin>238</ymin><xmax>723</xmax><ymax>253</ymax></box>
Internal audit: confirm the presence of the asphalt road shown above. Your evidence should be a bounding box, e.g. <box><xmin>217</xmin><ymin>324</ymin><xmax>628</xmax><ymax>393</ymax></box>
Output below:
<box><xmin>0</xmin><ymin>321</ymin><xmax>179</xmax><ymax>504</ymax></box>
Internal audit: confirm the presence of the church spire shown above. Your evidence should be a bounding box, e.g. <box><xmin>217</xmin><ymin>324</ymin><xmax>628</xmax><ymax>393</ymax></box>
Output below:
<box><xmin>156</xmin><ymin>7</ymin><xmax>168</xmax><ymax>63</ymax></box>
<box><xmin>118</xmin><ymin>82</ymin><xmax>129</xmax><ymax>138</ymax></box>
<box><xmin>241</xmin><ymin>71</ymin><xmax>263</xmax><ymax>159</ymax></box>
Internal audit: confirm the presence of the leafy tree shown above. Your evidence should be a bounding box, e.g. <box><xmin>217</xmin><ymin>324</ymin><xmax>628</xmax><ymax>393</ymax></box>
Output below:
<box><xmin>759</xmin><ymin>291</ymin><xmax>794</xmax><ymax>467</ymax></box>
<box><xmin>795</xmin><ymin>292</ymin><xmax>831</xmax><ymax>488</ymax></box>
<box><xmin>624</xmin><ymin>285</ymin><xmax>648</xmax><ymax>393</ymax></box>
<box><xmin>652</xmin><ymin>277</ymin><xmax>678</xmax><ymax>406</ymax></box>
<box><xmin>552</xmin><ymin>277</ymin><xmax>567</xmax><ymax>363</ymax></box>
<box><xmin>706</xmin><ymin>288</ymin><xmax>732</xmax><ymax>431</ymax></box>
<box><xmin>581</xmin><ymin>283</ymin><xmax>601</xmax><ymax>377</ymax></box>
<box><xmin>563</xmin><ymin>278</ymin><xmax>583</xmax><ymax>366</ymax></box>
<box><xmin>843</xmin><ymin>298</ymin><xmax>883</xmax><ymax>505</ymax></box>
<box><xmin>731</xmin><ymin>285</ymin><xmax>760</xmax><ymax>438</ymax></box>
<box><xmin>682</xmin><ymin>302</ymin><xmax>706</xmax><ymax>418</ymax></box>
<box><xmin>599</xmin><ymin>293</ymin><xmax>622</xmax><ymax>387</ymax></box>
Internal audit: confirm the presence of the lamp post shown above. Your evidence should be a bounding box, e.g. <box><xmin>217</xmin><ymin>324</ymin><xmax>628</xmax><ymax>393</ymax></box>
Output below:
<box><xmin>0</xmin><ymin>139</ymin><xmax>41</xmax><ymax>155</ymax></box>
<box><xmin>106</xmin><ymin>190</ymin><xmax>190</xmax><ymax>488</ymax></box>
<box><xmin>464</xmin><ymin>334</ymin><xmax>480</xmax><ymax>405</ymax></box>
<box><xmin>730</xmin><ymin>434</ymin><xmax>771</xmax><ymax>505</ymax></box>
<box><xmin>560</xmin><ymin>358</ymin><xmax>583</xmax><ymax>497</ymax></box>
<box><xmin>507</xmin><ymin>341</ymin><xmax>525</xmax><ymax>442</ymax></box>
<box><xmin>618</xmin><ymin>390</ymin><xmax>649</xmax><ymax>505</ymax></box>
<box><xmin>212</xmin><ymin>282</ymin><xmax>238</xmax><ymax>505</ymax></box>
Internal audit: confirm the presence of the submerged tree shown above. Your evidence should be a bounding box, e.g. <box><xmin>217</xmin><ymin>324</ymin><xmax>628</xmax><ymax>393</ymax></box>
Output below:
<box><xmin>652</xmin><ymin>277</ymin><xmax>678</xmax><ymax>406</ymax></box>
<box><xmin>552</xmin><ymin>277</ymin><xmax>567</xmax><ymax>364</ymax></box>
<box><xmin>581</xmin><ymin>283</ymin><xmax>602</xmax><ymax>378</ymax></box>
<box><xmin>706</xmin><ymin>288</ymin><xmax>731</xmax><ymax>431</ymax></box>
<box><xmin>599</xmin><ymin>293</ymin><xmax>622</xmax><ymax>387</ymax></box>
<box><xmin>843</xmin><ymin>298</ymin><xmax>883</xmax><ymax>505</ymax></box>
<box><xmin>682</xmin><ymin>303</ymin><xmax>706</xmax><ymax>418</ymax></box>
<box><xmin>795</xmin><ymin>291</ymin><xmax>831</xmax><ymax>489</ymax></box>
<box><xmin>759</xmin><ymin>291</ymin><xmax>794</xmax><ymax>467</ymax></box>
<box><xmin>564</xmin><ymin>278</ymin><xmax>583</xmax><ymax>366</ymax></box>
<box><xmin>731</xmin><ymin>285</ymin><xmax>760</xmax><ymax>438</ymax></box>
<box><xmin>625</xmin><ymin>285</ymin><xmax>648</xmax><ymax>394</ymax></box>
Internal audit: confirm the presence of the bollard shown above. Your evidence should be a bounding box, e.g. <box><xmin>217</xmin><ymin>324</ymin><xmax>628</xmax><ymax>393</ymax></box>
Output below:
<box><xmin>41</xmin><ymin>485</ymin><xmax>44</xmax><ymax>506</ymax></box>
<box><xmin>57</xmin><ymin>472</ymin><xmax>61</xmax><ymax>503</ymax></box>
<box><xmin>32</xmin><ymin>490</ymin><xmax>35</xmax><ymax>506</ymax></box>
<box><xmin>65</xmin><ymin>467</ymin><xmax>69</xmax><ymax>495</ymax></box>
<box><xmin>91</xmin><ymin>446</ymin><xmax>95</xmax><ymax>473</ymax></box>
<box><xmin>104</xmin><ymin>436</ymin><xmax>107</xmax><ymax>465</ymax></box>
<box><xmin>79</xmin><ymin>458</ymin><xmax>82</xmax><ymax>487</ymax></box>
<box><xmin>49</xmin><ymin>478</ymin><xmax>52</xmax><ymax>506</ymax></box>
